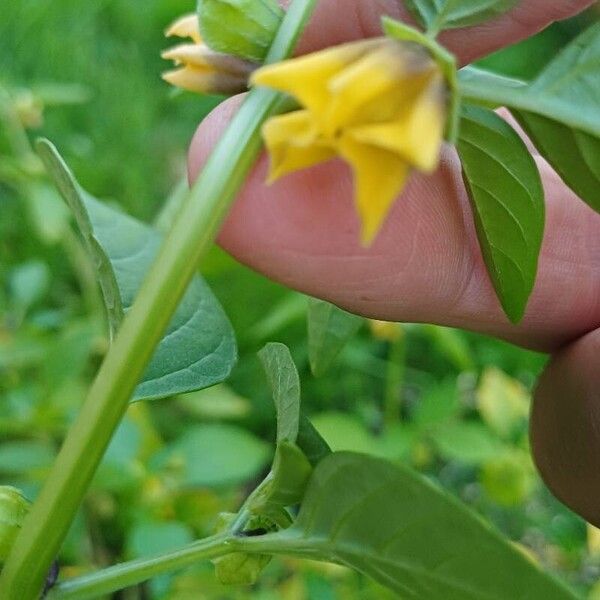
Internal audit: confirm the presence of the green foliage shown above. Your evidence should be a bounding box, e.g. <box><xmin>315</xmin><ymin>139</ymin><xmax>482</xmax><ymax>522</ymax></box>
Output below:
<box><xmin>404</xmin><ymin>0</ymin><xmax>519</xmax><ymax>32</ymax></box>
<box><xmin>457</xmin><ymin>105</ymin><xmax>545</xmax><ymax>323</ymax></box>
<box><xmin>460</xmin><ymin>23</ymin><xmax>600</xmax><ymax>139</ymax></box>
<box><xmin>491</xmin><ymin>22</ymin><xmax>600</xmax><ymax>214</ymax></box>
<box><xmin>514</xmin><ymin>114</ymin><xmax>600</xmax><ymax>213</ymax></box>
<box><xmin>307</xmin><ymin>299</ymin><xmax>363</xmax><ymax>377</ymax></box>
<box><xmin>38</xmin><ymin>141</ymin><xmax>237</xmax><ymax>401</ymax></box>
<box><xmin>258</xmin><ymin>343</ymin><xmax>301</xmax><ymax>443</ymax></box>
<box><xmin>260</xmin><ymin>453</ymin><xmax>575</xmax><ymax>599</ymax></box>
<box><xmin>259</xmin><ymin>342</ymin><xmax>331</xmax><ymax>466</ymax></box>
<box><xmin>151</xmin><ymin>424</ymin><xmax>271</xmax><ymax>488</ymax></box>
<box><xmin>2</xmin><ymin>2</ymin><xmax>600</xmax><ymax>599</ymax></box>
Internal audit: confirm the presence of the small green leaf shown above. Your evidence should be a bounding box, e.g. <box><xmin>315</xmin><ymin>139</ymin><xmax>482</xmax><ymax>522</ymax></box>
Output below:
<box><xmin>37</xmin><ymin>140</ymin><xmax>237</xmax><ymax>401</ymax></box>
<box><xmin>259</xmin><ymin>342</ymin><xmax>331</xmax><ymax>465</ymax></box>
<box><xmin>258</xmin><ymin>343</ymin><xmax>301</xmax><ymax>443</ymax></box>
<box><xmin>404</xmin><ymin>0</ymin><xmax>518</xmax><ymax>32</ymax></box>
<box><xmin>513</xmin><ymin>112</ymin><xmax>600</xmax><ymax>214</ymax></box>
<box><xmin>307</xmin><ymin>298</ymin><xmax>362</xmax><ymax>377</ymax></box>
<box><xmin>249</xmin><ymin>441</ymin><xmax>312</xmax><ymax>516</ymax></box>
<box><xmin>259</xmin><ymin>453</ymin><xmax>575</xmax><ymax>599</ymax></box>
<box><xmin>457</xmin><ymin>105</ymin><xmax>544</xmax><ymax>323</ymax></box>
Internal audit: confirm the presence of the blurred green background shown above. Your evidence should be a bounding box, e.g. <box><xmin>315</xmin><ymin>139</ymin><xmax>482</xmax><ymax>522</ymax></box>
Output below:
<box><xmin>1</xmin><ymin>1</ymin><xmax>600</xmax><ymax>598</ymax></box>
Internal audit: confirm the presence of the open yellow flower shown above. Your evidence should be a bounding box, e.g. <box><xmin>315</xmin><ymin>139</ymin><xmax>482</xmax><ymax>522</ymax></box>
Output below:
<box><xmin>162</xmin><ymin>14</ymin><xmax>256</xmax><ymax>95</ymax></box>
<box><xmin>252</xmin><ymin>39</ymin><xmax>448</xmax><ymax>244</ymax></box>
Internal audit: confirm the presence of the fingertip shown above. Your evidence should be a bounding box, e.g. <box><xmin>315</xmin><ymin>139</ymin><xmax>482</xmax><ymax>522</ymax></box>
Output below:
<box><xmin>187</xmin><ymin>94</ymin><xmax>246</xmax><ymax>184</ymax></box>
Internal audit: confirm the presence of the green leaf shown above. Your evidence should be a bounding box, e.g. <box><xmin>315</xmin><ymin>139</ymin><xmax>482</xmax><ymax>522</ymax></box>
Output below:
<box><xmin>513</xmin><ymin>112</ymin><xmax>600</xmax><ymax>213</ymax></box>
<box><xmin>307</xmin><ymin>298</ymin><xmax>362</xmax><ymax>377</ymax></box>
<box><xmin>480</xmin><ymin>450</ymin><xmax>535</xmax><ymax>507</ymax></box>
<box><xmin>296</xmin><ymin>417</ymin><xmax>332</xmax><ymax>467</ymax></box>
<box><xmin>126</xmin><ymin>521</ymin><xmax>194</xmax><ymax>560</ymax></box>
<box><xmin>0</xmin><ymin>441</ymin><xmax>55</xmax><ymax>476</ymax></box>
<box><xmin>429</xmin><ymin>421</ymin><xmax>507</xmax><ymax>464</ymax></box>
<box><xmin>152</xmin><ymin>424</ymin><xmax>271</xmax><ymax>488</ymax></box>
<box><xmin>413</xmin><ymin>380</ymin><xmax>460</xmax><ymax>429</ymax></box>
<box><xmin>311</xmin><ymin>412</ymin><xmax>414</xmax><ymax>461</ymax></box>
<box><xmin>37</xmin><ymin>140</ymin><xmax>237</xmax><ymax>401</ymax></box>
<box><xmin>404</xmin><ymin>0</ymin><xmax>518</xmax><ymax>32</ymax></box>
<box><xmin>259</xmin><ymin>342</ymin><xmax>331</xmax><ymax>465</ymax></box>
<box><xmin>258</xmin><ymin>453</ymin><xmax>575</xmax><ymax>599</ymax></box>
<box><xmin>460</xmin><ymin>23</ymin><xmax>600</xmax><ymax>138</ymax></box>
<box><xmin>457</xmin><ymin>105</ymin><xmax>544</xmax><ymax>323</ymax></box>
<box><xmin>249</xmin><ymin>441</ymin><xmax>312</xmax><ymax>516</ymax></box>
<box><xmin>525</xmin><ymin>22</ymin><xmax>600</xmax><ymax>136</ymax></box>
<box><xmin>460</xmin><ymin>24</ymin><xmax>600</xmax><ymax>215</ymax></box>
<box><xmin>258</xmin><ymin>343</ymin><xmax>301</xmax><ymax>443</ymax></box>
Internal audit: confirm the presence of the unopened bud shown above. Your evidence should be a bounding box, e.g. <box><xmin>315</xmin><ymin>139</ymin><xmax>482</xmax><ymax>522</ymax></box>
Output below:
<box><xmin>162</xmin><ymin>13</ymin><xmax>257</xmax><ymax>95</ymax></box>
<box><xmin>197</xmin><ymin>0</ymin><xmax>283</xmax><ymax>62</ymax></box>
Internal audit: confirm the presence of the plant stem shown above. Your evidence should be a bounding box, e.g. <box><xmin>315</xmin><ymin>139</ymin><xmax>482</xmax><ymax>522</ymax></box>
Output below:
<box><xmin>46</xmin><ymin>530</ymin><xmax>321</xmax><ymax>599</ymax></box>
<box><xmin>0</xmin><ymin>1</ymin><xmax>316</xmax><ymax>597</ymax></box>
<box><xmin>384</xmin><ymin>332</ymin><xmax>406</xmax><ymax>427</ymax></box>
<box><xmin>46</xmin><ymin>535</ymin><xmax>231</xmax><ymax>600</ymax></box>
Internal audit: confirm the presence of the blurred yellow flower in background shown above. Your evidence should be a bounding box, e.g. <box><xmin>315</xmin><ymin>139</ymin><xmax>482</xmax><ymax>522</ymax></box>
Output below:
<box><xmin>252</xmin><ymin>39</ymin><xmax>448</xmax><ymax>244</ymax></box>
<box><xmin>162</xmin><ymin>14</ymin><xmax>256</xmax><ymax>95</ymax></box>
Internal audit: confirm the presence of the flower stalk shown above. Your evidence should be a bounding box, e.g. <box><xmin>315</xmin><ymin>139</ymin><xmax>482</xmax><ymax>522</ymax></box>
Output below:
<box><xmin>0</xmin><ymin>1</ymin><xmax>316</xmax><ymax>597</ymax></box>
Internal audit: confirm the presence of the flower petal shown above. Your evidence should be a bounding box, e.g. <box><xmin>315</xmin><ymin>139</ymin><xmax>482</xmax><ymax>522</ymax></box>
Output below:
<box><xmin>327</xmin><ymin>43</ymin><xmax>436</xmax><ymax>134</ymax></box>
<box><xmin>162</xmin><ymin>43</ymin><xmax>255</xmax><ymax>75</ymax></box>
<box><xmin>339</xmin><ymin>135</ymin><xmax>410</xmax><ymax>245</ymax></box>
<box><xmin>262</xmin><ymin>111</ymin><xmax>336</xmax><ymax>182</ymax></box>
<box><xmin>350</xmin><ymin>75</ymin><xmax>446</xmax><ymax>172</ymax></box>
<box><xmin>162</xmin><ymin>66</ymin><xmax>247</xmax><ymax>95</ymax></box>
<box><xmin>166</xmin><ymin>14</ymin><xmax>202</xmax><ymax>44</ymax></box>
<box><xmin>251</xmin><ymin>40</ymin><xmax>379</xmax><ymax>115</ymax></box>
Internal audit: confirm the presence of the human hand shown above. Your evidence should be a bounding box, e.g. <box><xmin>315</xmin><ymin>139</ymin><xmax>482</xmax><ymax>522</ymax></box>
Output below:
<box><xmin>188</xmin><ymin>0</ymin><xmax>600</xmax><ymax>525</ymax></box>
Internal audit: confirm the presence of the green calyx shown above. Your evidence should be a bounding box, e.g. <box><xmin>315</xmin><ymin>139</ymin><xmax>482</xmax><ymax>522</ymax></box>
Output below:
<box><xmin>197</xmin><ymin>0</ymin><xmax>284</xmax><ymax>62</ymax></box>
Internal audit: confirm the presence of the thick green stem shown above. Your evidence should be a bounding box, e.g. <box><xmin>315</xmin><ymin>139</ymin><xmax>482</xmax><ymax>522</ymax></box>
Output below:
<box><xmin>46</xmin><ymin>535</ymin><xmax>231</xmax><ymax>600</ymax></box>
<box><xmin>0</xmin><ymin>2</ymin><xmax>315</xmax><ymax>597</ymax></box>
<box><xmin>46</xmin><ymin>531</ymin><xmax>325</xmax><ymax>599</ymax></box>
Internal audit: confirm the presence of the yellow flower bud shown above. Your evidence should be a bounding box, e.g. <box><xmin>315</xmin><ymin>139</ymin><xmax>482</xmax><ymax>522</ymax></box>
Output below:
<box><xmin>252</xmin><ymin>38</ymin><xmax>448</xmax><ymax>244</ymax></box>
<box><xmin>162</xmin><ymin>14</ymin><xmax>256</xmax><ymax>95</ymax></box>
<box><xmin>369</xmin><ymin>319</ymin><xmax>404</xmax><ymax>343</ymax></box>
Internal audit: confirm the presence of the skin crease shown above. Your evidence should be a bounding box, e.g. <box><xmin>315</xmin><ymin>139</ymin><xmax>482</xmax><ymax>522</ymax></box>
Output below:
<box><xmin>188</xmin><ymin>0</ymin><xmax>600</xmax><ymax>525</ymax></box>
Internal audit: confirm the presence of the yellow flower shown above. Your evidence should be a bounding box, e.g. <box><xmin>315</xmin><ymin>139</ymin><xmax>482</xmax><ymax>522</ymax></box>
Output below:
<box><xmin>162</xmin><ymin>14</ymin><xmax>256</xmax><ymax>95</ymax></box>
<box><xmin>252</xmin><ymin>39</ymin><xmax>448</xmax><ymax>244</ymax></box>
